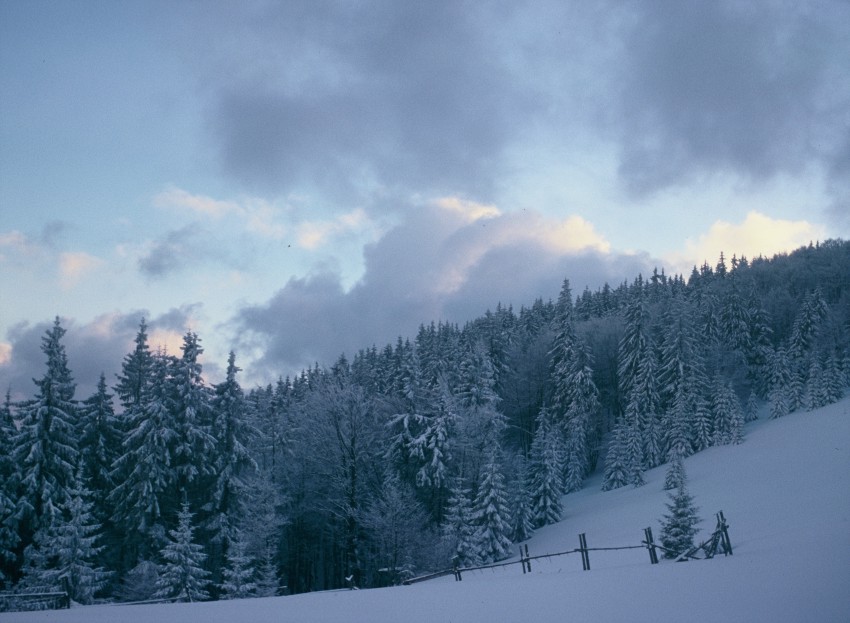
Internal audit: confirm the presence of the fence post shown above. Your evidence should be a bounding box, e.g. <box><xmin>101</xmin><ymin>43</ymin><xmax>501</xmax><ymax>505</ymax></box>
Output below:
<box><xmin>519</xmin><ymin>547</ymin><xmax>527</xmax><ymax>574</ymax></box>
<box><xmin>524</xmin><ymin>544</ymin><xmax>531</xmax><ymax>572</ymax></box>
<box><xmin>578</xmin><ymin>533</ymin><xmax>590</xmax><ymax>571</ymax></box>
<box><xmin>718</xmin><ymin>511</ymin><xmax>733</xmax><ymax>556</ymax></box>
<box><xmin>644</xmin><ymin>527</ymin><xmax>659</xmax><ymax>564</ymax></box>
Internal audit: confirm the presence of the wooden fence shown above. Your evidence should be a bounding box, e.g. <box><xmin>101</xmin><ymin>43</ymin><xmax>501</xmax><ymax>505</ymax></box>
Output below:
<box><xmin>404</xmin><ymin>510</ymin><xmax>732</xmax><ymax>585</ymax></box>
<box><xmin>0</xmin><ymin>591</ymin><xmax>69</xmax><ymax>613</ymax></box>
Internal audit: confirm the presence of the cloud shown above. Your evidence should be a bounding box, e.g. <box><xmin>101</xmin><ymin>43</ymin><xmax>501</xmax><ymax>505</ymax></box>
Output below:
<box><xmin>180</xmin><ymin>1</ymin><xmax>539</xmax><ymax>202</ymax></box>
<box><xmin>0</xmin><ymin>308</ymin><xmax>198</xmax><ymax>402</ymax></box>
<box><xmin>0</xmin><ymin>230</ymin><xmax>43</xmax><ymax>263</ymax></box>
<box><xmin>234</xmin><ymin>200</ymin><xmax>652</xmax><ymax>381</ymax></box>
<box><xmin>155</xmin><ymin>186</ymin><xmax>288</xmax><ymax>239</ymax></box>
<box><xmin>59</xmin><ymin>251</ymin><xmax>103</xmax><ymax>289</ymax></box>
<box><xmin>665</xmin><ymin>211</ymin><xmax>827</xmax><ymax>274</ymax></box>
<box><xmin>138</xmin><ymin>224</ymin><xmax>206</xmax><ymax>278</ymax></box>
<box><xmin>296</xmin><ymin>208</ymin><xmax>372</xmax><ymax>250</ymax></box>
<box><xmin>616</xmin><ymin>0</ymin><xmax>850</xmax><ymax>196</ymax></box>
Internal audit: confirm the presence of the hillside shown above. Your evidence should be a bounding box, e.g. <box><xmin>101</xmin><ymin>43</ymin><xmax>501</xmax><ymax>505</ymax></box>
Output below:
<box><xmin>6</xmin><ymin>396</ymin><xmax>849</xmax><ymax>623</ymax></box>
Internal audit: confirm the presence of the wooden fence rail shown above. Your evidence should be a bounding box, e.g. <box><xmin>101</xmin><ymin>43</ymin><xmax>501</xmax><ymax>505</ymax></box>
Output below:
<box><xmin>0</xmin><ymin>591</ymin><xmax>69</xmax><ymax>613</ymax></box>
<box><xmin>404</xmin><ymin>509</ymin><xmax>733</xmax><ymax>586</ymax></box>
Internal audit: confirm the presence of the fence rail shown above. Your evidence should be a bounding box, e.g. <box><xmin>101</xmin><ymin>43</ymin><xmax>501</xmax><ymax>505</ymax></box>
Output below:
<box><xmin>0</xmin><ymin>591</ymin><xmax>69</xmax><ymax>613</ymax></box>
<box><xmin>404</xmin><ymin>509</ymin><xmax>733</xmax><ymax>586</ymax></box>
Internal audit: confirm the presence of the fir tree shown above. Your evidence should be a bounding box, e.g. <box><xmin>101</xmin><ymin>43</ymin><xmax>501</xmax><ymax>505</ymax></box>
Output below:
<box><xmin>154</xmin><ymin>503</ymin><xmax>211</xmax><ymax>602</ymax></box>
<box><xmin>13</xmin><ymin>318</ymin><xmax>79</xmax><ymax>537</ymax></box>
<box><xmin>170</xmin><ymin>333</ymin><xmax>216</xmax><ymax>501</ymax></box>
<box><xmin>744</xmin><ymin>391</ymin><xmax>760</xmax><ymax>422</ymax></box>
<box><xmin>38</xmin><ymin>469</ymin><xmax>111</xmax><ymax>604</ymax></box>
<box><xmin>624</xmin><ymin>408</ymin><xmax>645</xmax><ymax>487</ymax></box>
<box><xmin>528</xmin><ymin>409</ymin><xmax>564</xmax><ymax>526</ymax></box>
<box><xmin>663</xmin><ymin>454</ymin><xmax>686</xmax><ymax>491</ymax></box>
<box><xmin>711</xmin><ymin>377</ymin><xmax>744</xmax><ymax>445</ymax></box>
<box><xmin>220</xmin><ymin>531</ymin><xmax>257</xmax><ymax>600</ymax></box>
<box><xmin>0</xmin><ymin>390</ymin><xmax>19</xmax><ymax>586</ymax></box>
<box><xmin>471</xmin><ymin>450</ymin><xmax>513</xmax><ymax>564</ymax></box>
<box><xmin>662</xmin><ymin>384</ymin><xmax>692</xmax><ymax>462</ymax></box>
<box><xmin>110</xmin><ymin>351</ymin><xmax>177</xmax><ymax>560</ymax></box>
<box><xmin>207</xmin><ymin>353</ymin><xmax>258</xmax><ymax>558</ymax></box>
<box><xmin>509</xmin><ymin>458</ymin><xmax>534</xmax><ymax>543</ymax></box>
<box><xmin>442</xmin><ymin>480</ymin><xmax>478</xmax><ymax>568</ymax></box>
<box><xmin>254</xmin><ymin>547</ymin><xmax>279</xmax><ymax>597</ymax></box>
<box><xmin>659</xmin><ymin>477</ymin><xmax>701</xmax><ymax>560</ymax></box>
<box><xmin>601</xmin><ymin>422</ymin><xmax>629</xmax><ymax>491</ymax></box>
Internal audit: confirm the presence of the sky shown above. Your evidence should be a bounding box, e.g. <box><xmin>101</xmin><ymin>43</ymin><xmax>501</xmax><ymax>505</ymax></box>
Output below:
<box><xmin>1</xmin><ymin>0</ymin><xmax>849</xmax><ymax>399</ymax></box>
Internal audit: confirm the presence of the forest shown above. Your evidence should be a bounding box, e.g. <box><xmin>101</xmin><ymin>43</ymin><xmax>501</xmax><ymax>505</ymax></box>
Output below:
<box><xmin>0</xmin><ymin>239</ymin><xmax>848</xmax><ymax>604</ymax></box>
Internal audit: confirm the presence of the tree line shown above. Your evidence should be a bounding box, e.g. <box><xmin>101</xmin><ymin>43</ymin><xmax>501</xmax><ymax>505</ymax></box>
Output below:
<box><xmin>0</xmin><ymin>239</ymin><xmax>848</xmax><ymax>603</ymax></box>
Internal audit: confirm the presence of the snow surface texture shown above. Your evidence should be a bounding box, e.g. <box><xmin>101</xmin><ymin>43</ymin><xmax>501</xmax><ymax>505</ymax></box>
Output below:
<box><xmin>5</xmin><ymin>398</ymin><xmax>849</xmax><ymax>623</ymax></box>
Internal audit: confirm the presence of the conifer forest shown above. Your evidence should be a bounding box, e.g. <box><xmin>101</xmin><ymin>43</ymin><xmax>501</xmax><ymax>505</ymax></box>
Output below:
<box><xmin>1</xmin><ymin>240</ymin><xmax>848</xmax><ymax>603</ymax></box>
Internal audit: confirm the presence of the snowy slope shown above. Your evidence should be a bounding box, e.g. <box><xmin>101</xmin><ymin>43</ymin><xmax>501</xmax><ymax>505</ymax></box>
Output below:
<box><xmin>5</xmin><ymin>398</ymin><xmax>850</xmax><ymax>623</ymax></box>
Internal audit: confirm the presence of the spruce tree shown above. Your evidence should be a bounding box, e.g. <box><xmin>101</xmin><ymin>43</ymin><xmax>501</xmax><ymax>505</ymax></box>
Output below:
<box><xmin>471</xmin><ymin>450</ymin><xmax>513</xmax><ymax>564</ymax></box>
<box><xmin>13</xmin><ymin>318</ymin><xmax>79</xmax><ymax>538</ymax></box>
<box><xmin>38</xmin><ymin>469</ymin><xmax>111</xmax><ymax>604</ymax></box>
<box><xmin>663</xmin><ymin>454</ymin><xmax>686</xmax><ymax>491</ymax></box>
<box><xmin>0</xmin><ymin>390</ymin><xmax>19</xmax><ymax>586</ymax></box>
<box><xmin>154</xmin><ymin>502</ymin><xmax>211</xmax><ymax>602</ymax></box>
<box><xmin>442</xmin><ymin>480</ymin><xmax>478</xmax><ymax>568</ymax></box>
<box><xmin>207</xmin><ymin>353</ymin><xmax>257</xmax><ymax>564</ymax></box>
<box><xmin>220</xmin><ymin>531</ymin><xmax>256</xmax><ymax>600</ymax></box>
<box><xmin>509</xmin><ymin>458</ymin><xmax>534</xmax><ymax>543</ymax></box>
<box><xmin>601</xmin><ymin>423</ymin><xmax>629</xmax><ymax>491</ymax></box>
<box><xmin>659</xmin><ymin>478</ymin><xmax>701</xmax><ymax>559</ymax></box>
<box><xmin>111</xmin><ymin>350</ymin><xmax>177</xmax><ymax>559</ymax></box>
<box><xmin>528</xmin><ymin>409</ymin><xmax>564</xmax><ymax>526</ymax></box>
<box><xmin>711</xmin><ymin>377</ymin><xmax>744</xmax><ymax>445</ymax></box>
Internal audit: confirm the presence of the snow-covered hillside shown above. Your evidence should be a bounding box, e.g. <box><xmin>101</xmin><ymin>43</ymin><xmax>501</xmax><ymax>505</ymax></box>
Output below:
<box><xmin>5</xmin><ymin>398</ymin><xmax>849</xmax><ymax>623</ymax></box>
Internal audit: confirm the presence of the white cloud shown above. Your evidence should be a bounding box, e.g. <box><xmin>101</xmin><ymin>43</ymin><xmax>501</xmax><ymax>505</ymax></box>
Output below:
<box><xmin>59</xmin><ymin>251</ymin><xmax>103</xmax><ymax>289</ymax></box>
<box><xmin>666</xmin><ymin>211</ymin><xmax>827</xmax><ymax>274</ymax></box>
<box><xmin>435</xmin><ymin>197</ymin><xmax>501</xmax><ymax>222</ymax></box>
<box><xmin>0</xmin><ymin>342</ymin><xmax>10</xmax><ymax>366</ymax></box>
<box><xmin>296</xmin><ymin>208</ymin><xmax>372</xmax><ymax>250</ymax></box>
<box><xmin>0</xmin><ymin>230</ymin><xmax>42</xmax><ymax>263</ymax></box>
<box><xmin>155</xmin><ymin>187</ymin><xmax>240</xmax><ymax>218</ymax></box>
<box><xmin>154</xmin><ymin>187</ymin><xmax>288</xmax><ymax>240</ymax></box>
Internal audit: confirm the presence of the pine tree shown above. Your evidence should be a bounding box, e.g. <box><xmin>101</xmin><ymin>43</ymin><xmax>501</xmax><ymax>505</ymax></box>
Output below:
<box><xmin>744</xmin><ymin>391</ymin><xmax>760</xmax><ymax>422</ymax></box>
<box><xmin>624</xmin><ymin>407</ymin><xmax>645</xmax><ymax>487</ymax></box>
<box><xmin>13</xmin><ymin>318</ymin><xmax>79</xmax><ymax>538</ymax></box>
<box><xmin>528</xmin><ymin>409</ymin><xmax>564</xmax><ymax>526</ymax></box>
<box><xmin>711</xmin><ymin>377</ymin><xmax>744</xmax><ymax>445</ymax></box>
<box><xmin>663</xmin><ymin>454</ymin><xmax>686</xmax><ymax>491</ymax></box>
<box><xmin>691</xmin><ymin>395</ymin><xmax>713</xmax><ymax>451</ymax></box>
<box><xmin>509</xmin><ymin>458</ymin><xmax>534</xmax><ymax>543</ymax></box>
<box><xmin>110</xmin><ymin>351</ymin><xmax>178</xmax><ymax>560</ymax></box>
<box><xmin>254</xmin><ymin>547</ymin><xmax>279</xmax><ymax>597</ymax></box>
<box><xmin>471</xmin><ymin>450</ymin><xmax>513</xmax><ymax>564</ymax></box>
<box><xmin>38</xmin><ymin>469</ymin><xmax>111</xmax><ymax>604</ymax></box>
<box><xmin>662</xmin><ymin>383</ymin><xmax>692</xmax><ymax>462</ymax></box>
<box><xmin>207</xmin><ymin>353</ymin><xmax>257</xmax><ymax>558</ymax></box>
<box><xmin>170</xmin><ymin>333</ymin><xmax>216</xmax><ymax>501</ymax></box>
<box><xmin>806</xmin><ymin>356</ymin><xmax>828</xmax><ymax>410</ymax></box>
<box><xmin>442</xmin><ymin>480</ymin><xmax>478</xmax><ymax>568</ymax></box>
<box><xmin>154</xmin><ymin>502</ymin><xmax>211</xmax><ymax>602</ymax></box>
<box><xmin>220</xmin><ymin>531</ymin><xmax>256</xmax><ymax>600</ymax></box>
<box><xmin>659</xmin><ymin>477</ymin><xmax>701</xmax><ymax>560</ymax></box>
<box><xmin>561</xmin><ymin>340</ymin><xmax>600</xmax><ymax>493</ymax></box>
<box><xmin>0</xmin><ymin>390</ymin><xmax>19</xmax><ymax>586</ymax></box>
<box><xmin>601</xmin><ymin>422</ymin><xmax>630</xmax><ymax>491</ymax></box>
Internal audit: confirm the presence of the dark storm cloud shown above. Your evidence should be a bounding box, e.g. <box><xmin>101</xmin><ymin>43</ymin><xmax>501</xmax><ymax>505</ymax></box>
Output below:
<box><xmin>0</xmin><ymin>308</ymin><xmax>196</xmax><ymax>403</ymax></box>
<box><xmin>616</xmin><ymin>0</ymin><xmax>850</xmax><ymax>195</ymax></box>
<box><xmin>181</xmin><ymin>1</ymin><xmax>849</xmax><ymax>210</ymax></box>
<box><xmin>184</xmin><ymin>0</ymin><xmax>535</xmax><ymax>200</ymax></box>
<box><xmin>234</xmin><ymin>204</ymin><xmax>656</xmax><ymax>380</ymax></box>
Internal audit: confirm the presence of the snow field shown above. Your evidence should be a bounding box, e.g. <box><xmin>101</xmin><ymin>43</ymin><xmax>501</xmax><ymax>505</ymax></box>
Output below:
<box><xmin>4</xmin><ymin>397</ymin><xmax>849</xmax><ymax>623</ymax></box>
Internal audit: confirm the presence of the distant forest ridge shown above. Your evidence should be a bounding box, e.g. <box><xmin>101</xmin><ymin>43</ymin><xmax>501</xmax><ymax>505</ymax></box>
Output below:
<box><xmin>1</xmin><ymin>238</ymin><xmax>848</xmax><ymax>605</ymax></box>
